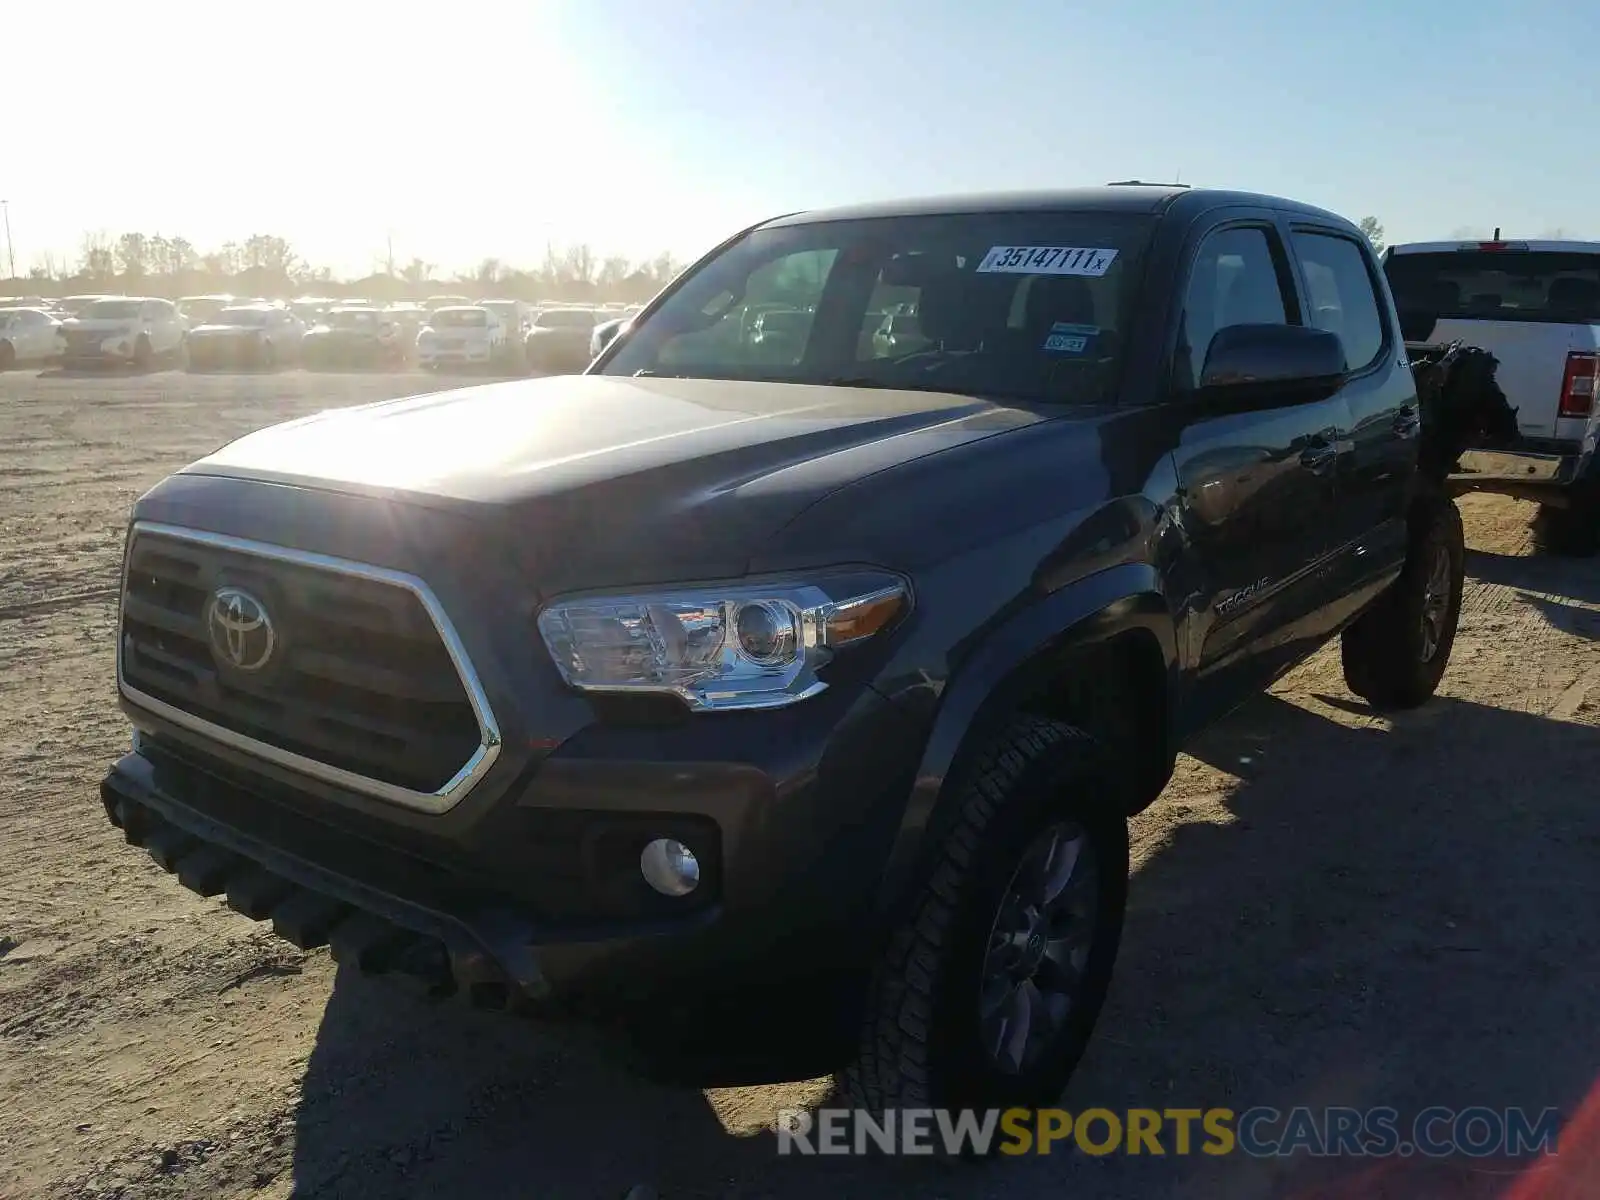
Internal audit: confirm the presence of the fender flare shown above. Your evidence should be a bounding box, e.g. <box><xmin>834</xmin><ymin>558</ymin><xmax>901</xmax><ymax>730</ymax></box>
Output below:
<box><xmin>871</xmin><ymin>561</ymin><xmax>1179</xmax><ymax>925</ymax></box>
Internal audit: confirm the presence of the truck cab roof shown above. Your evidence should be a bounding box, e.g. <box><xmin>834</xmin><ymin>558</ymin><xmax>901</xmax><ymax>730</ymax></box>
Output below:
<box><xmin>767</xmin><ymin>186</ymin><xmax>1354</xmax><ymax>230</ymax></box>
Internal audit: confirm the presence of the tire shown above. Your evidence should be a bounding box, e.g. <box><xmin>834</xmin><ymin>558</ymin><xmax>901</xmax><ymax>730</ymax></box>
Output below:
<box><xmin>260</xmin><ymin>341</ymin><xmax>277</xmax><ymax>371</ymax></box>
<box><xmin>0</xmin><ymin>340</ymin><xmax>14</xmax><ymax>371</ymax></box>
<box><xmin>1531</xmin><ymin>496</ymin><xmax>1600</xmax><ymax>558</ymax></box>
<box><xmin>843</xmin><ymin>716</ymin><xmax>1128</xmax><ymax>1124</ymax></box>
<box><xmin>1341</xmin><ymin>492</ymin><xmax>1465</xmax><ymax>710</ymax></box>
<box><xmin>132</xmin><ymin>335</ymin><xmax>153</xmax><ymax>370</ymax></box>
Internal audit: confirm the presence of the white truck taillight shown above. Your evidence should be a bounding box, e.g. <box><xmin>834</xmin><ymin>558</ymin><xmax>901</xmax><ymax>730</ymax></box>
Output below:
<box><xmin>1558</xmin><ymin>352</ymin><xmax>1597</xmax><ymax>419</ymax></box>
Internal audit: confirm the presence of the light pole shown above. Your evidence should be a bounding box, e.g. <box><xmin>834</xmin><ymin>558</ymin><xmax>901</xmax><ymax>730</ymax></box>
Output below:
<box><xmin>0</xmin><ymin>201</ymin><xmax>13</xmax><ymax>279</ymax></box>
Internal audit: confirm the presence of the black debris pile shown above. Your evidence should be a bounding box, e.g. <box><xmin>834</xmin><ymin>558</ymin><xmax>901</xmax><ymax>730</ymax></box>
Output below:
<box><xmin>1408</xmin><ymin>340</ymin><xmax>1519</xmax><ymax>479</ymax></box>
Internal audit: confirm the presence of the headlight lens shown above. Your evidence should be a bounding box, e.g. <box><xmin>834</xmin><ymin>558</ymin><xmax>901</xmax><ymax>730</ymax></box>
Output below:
<box><xmin>537</xmin><ymin>575</ymin><xmax>907</xmax><ymax>711</ymax></box>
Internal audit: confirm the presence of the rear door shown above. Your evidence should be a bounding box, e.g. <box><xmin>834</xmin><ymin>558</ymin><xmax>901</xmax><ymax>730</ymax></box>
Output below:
<box><xmin>1166</xmin><ymin>215</ymin><xmax>1355</xmax><ymax>725</ymax></box>
<box><xmin>1383</xmin><ymin>244</ymin><xmax>1600</xmax><ymax>445</ymax></box>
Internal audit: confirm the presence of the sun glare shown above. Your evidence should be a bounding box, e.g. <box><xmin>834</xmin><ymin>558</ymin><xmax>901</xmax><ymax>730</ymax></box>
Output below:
<box><xmin>7</xmin><ymin>0</ymin><xmax>710</xmax><ymax>274</ymax></box>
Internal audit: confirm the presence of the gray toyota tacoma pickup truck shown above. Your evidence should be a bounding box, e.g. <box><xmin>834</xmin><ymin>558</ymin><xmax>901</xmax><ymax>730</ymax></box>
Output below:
<box><xmin>101</xmin><ymin>184</ymin><xmax>1465</xmax><ymax>1113</ymax></box>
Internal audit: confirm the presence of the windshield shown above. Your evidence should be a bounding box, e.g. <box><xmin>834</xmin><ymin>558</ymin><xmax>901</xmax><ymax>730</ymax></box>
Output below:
<box><xmin>431</xmin><ymin>308</ymin><xmax>489</xmax><ymax>328</ymax></box>
<box><xmin>534</xmin><ymin>309</ymin><xmax>596</xmax><ymax>329</ymax></box>
<box><xmin>598</xmin><ymin>212</ymin><xmax>1152</xmax><ymax>402</ymax></box>
<box><xmin>214</xmin><ymin>308</ymin><xmax>271</xmax><ymax>327</ymax></box>
<box><xmin>82</xmin><ymin>300</ymin><xmax>143</xmax><ymax>320</ymax></box>
<box><xmin>1385</xmin><ymin>250</ymin><xmax>1600</xmax><ymax>324</ymax></box>
<box><xmin>326</xmin><ymin>309</ymin><xmax>379</xmax><ymax>328</ymax></box>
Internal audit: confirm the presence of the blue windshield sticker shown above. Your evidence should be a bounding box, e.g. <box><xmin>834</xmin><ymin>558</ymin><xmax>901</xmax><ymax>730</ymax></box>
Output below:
<box><xmin>1042</xmin><ymin>322</ymin><xmax>1099</xmax><ymax>354</ymax></box>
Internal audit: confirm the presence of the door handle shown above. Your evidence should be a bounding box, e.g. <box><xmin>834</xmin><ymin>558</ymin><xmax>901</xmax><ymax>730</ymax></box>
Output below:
<box><xmin>1300</xmin><ymin>440</ymin><xmax>1339</xmax><ymax>473</ymax></box>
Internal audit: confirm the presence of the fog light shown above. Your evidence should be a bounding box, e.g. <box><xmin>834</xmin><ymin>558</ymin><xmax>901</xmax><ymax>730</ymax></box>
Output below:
<box><xmin>640</xmin><ymin>838</ymin><xmax>700</xmax><ymax>897</ymax></box>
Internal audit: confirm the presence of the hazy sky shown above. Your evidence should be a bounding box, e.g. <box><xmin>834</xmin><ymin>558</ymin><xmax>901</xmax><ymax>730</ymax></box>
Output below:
<box><xmin>6</xmin><ymin>0</ymin><xmax>1594</xmax><ymax>278</ymax></box>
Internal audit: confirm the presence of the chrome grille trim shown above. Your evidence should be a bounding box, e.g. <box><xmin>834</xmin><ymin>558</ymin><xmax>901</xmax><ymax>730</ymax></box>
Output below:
<box><xmin>117</xmin><ymin>521</ymin><xmax>503</xmax><ymax>814</ymax></box>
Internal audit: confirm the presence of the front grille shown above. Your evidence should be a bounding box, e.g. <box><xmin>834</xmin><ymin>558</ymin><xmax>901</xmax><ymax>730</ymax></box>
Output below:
<box><xmin>118</xmin><ymin>524</ymin><xmax>498</xmax><ymax>809</ymax></box>
<box><xmin>65</xmin><ymin>329</ymin><xmax>106</xmax><ymax>349</ymax></box>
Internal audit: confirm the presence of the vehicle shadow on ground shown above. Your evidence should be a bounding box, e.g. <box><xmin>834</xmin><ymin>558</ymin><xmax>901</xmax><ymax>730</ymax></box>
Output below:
<box><xmin>1467</xmin><ymin>549</ymin><xmax>1600</xmax><ymax>643</ymax></box>
<box><xmin>286</xmin><ymin>691</ymin><xmax>1600</xmax><ymax>1199</ymax></box>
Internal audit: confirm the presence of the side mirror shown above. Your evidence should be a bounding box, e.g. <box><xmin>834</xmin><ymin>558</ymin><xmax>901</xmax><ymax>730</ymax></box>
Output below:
<box><xmin>1197</xmin><ymin>324</ymin><xmax>1346</xmax><ymax>407</ymax></box>
<box><xmin>592</xmin><ymin>320</ymin><xmax>629</xmax><ymax>356</ymax></box>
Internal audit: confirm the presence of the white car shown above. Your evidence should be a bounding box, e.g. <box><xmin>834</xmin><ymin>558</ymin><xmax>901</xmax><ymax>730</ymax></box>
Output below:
<box><xmin>1385</xmin><ymin>237</ymin><xmax>1600</xmax><ymax>551</ymax></box>
<box><xmin>589</xmin><ymin>315</ymin><xmax>631</xmax><ymax>358</ymax></box>
<box><xmin>58</xmin><ymin>296</ymin><xmax>186</xmax><ymax>368</ymax></box>
<box><xmin>177</xmin><ymin>295</ymin><xmax>239</xmax><ymax>331</ymax></box>
<box><xmin>479</xmin><ymin>298</ymin><xmax>532</xmax><ymax>339</ymax></box>
<box><xmin>0</xmin><ymin>307</ymin><xmax>64</xmax><ymax>369</ymax></box>
<box><xmin>416</xmin><ymin>305</ymin><xmax>508</xmax><ymax>369</ymax></box>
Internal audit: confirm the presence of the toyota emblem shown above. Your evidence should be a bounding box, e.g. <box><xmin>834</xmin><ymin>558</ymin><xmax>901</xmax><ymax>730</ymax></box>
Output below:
<box><xmin>206</xmin><ymin>587</ymin><xmax>276</xmax><ymax>672</ymax></box>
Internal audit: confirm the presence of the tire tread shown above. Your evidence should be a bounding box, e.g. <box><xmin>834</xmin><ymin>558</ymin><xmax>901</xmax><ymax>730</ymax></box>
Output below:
<box><xmin>843</xmin><ymin>715</ymin><xmax>1095</xmax><ymax>1111</ymax></box>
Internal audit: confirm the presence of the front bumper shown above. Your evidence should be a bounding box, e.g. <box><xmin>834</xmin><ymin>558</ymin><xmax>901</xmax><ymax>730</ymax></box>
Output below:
<box><xmin>302</xmin><ymin>339</ymin><xmax>399</xmax><ymax>367</ymax></box>
<box><xmin>61</xmin><ymin>336</ymin><xmax>137</xmax><ymax>362</ymax></box>
<box><xmin>523</xmin><ymin>338</ymin><xmax>590</xmax><ymax>372</ymax></box>
<box><xmin>419</xmin><ymin>341</ymin><xmax>496</xmax><ymax>366</ymax></box>
<box><xmin>103</xmin><ymin>671</ymin><xmax>922</xmax><ymax>1033</ymax></box>
<box><xmin>187</xmin><ymin>337</ymin><xmax>269</xmax><ymax>368</ymax></box>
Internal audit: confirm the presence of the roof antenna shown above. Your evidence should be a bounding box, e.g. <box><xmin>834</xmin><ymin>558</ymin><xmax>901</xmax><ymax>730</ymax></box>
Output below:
<box><xmin>1492</xmin><ymin>227</ymin><xmax>1501</xmax><ymax>241</ymax></box>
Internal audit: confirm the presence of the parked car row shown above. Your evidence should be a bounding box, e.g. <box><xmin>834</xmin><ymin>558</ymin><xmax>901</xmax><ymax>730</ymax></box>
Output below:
<box><xmin>0</xmin><ymin>293</ymin><xmax>648</xmax><ymax>373</ymax></box>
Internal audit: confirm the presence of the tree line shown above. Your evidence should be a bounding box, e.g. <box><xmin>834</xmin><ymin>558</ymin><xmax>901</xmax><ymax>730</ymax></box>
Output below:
<box><xmin>3</xmin><ymin>232</ymin><xmax>685</xmax><ymax>305</ymax></box>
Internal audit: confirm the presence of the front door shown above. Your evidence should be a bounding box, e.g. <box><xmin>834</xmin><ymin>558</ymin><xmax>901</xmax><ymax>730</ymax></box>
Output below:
<box><xmin>1289</xmin><ymin>224</ymin><xmax>1417</xmax><ymax>621</ymax></box>
<box><xmin>1166</xmin><ymin>219</ymin><xmax>1354</xmax><ymax>729</ymax></box>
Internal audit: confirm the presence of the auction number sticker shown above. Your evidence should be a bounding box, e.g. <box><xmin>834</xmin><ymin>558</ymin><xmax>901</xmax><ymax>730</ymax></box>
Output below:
<box><xmin>976</xmin><ymin>246</ymin><xmax>1118</xmax><ymax>276</ymax></box>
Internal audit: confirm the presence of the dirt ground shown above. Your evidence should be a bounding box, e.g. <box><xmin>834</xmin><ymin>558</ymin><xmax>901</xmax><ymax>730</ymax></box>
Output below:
<box><xmin>3</xmin><ymin>368</ymin><xmax>1599</xmax><ymax>1200</ymax></box>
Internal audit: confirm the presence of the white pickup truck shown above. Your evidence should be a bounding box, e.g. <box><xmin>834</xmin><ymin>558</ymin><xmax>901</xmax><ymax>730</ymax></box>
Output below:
<box><xmin>1384</xmin><ymin>238</ymin><xmax>1600</xmax><ymax>553</ymax></box>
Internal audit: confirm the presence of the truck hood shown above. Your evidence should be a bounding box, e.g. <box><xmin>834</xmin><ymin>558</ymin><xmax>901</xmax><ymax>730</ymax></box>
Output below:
<box><xmin>178</xmin><ymin>374</ymin><xmax>1044</xmax><ymax>589</ymax></box>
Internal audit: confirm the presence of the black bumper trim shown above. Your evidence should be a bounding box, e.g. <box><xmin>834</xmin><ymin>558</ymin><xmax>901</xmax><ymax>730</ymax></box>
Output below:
<box><xmin>101</xmin><ymin>757</ymin><xmax>550</xmax><ymax>1000</ymax></box>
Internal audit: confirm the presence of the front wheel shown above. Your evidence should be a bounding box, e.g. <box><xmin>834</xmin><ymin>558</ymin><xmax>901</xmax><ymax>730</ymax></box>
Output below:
<box><xmin>0</xmin><ymin>340</ymin><xmax>14</xmax><ymax>371</ymax></box>
<box><xmin>132</xmin><ymin>335</ymin><xmax>153</xmax><ymax>370</ymax></box>
<box><xmin>843</xmin><ymin>717</ymin><xmax>1127</xmax><ymax>1122</ymax></box>
<box><xmin>1341</xmin><ymin>493</ymin><xmax>1465</xmax><ymax>710</ymax></box>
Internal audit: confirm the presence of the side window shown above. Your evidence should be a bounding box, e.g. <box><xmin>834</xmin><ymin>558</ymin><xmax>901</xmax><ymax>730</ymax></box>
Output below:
<box><xmin>1177</xmin><ymin>226</ymin><xmax>1291</xmax><ymax>389</ymax></box>
<box><xmin>1292</xmin><ymin>231</ymin><xmax>1385</xmax><ymax>371</ymax></box>
<box><xmin>657</xmin><ymin>248</ymin><xmax>835</xmax><ymax>369</ymax></box>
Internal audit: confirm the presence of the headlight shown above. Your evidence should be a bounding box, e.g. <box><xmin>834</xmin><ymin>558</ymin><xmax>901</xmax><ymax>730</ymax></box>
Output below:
<box><xmin>537</xmin><ymin>574</ymin><xmax>908</xmax><ymax>711</ymax></box>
